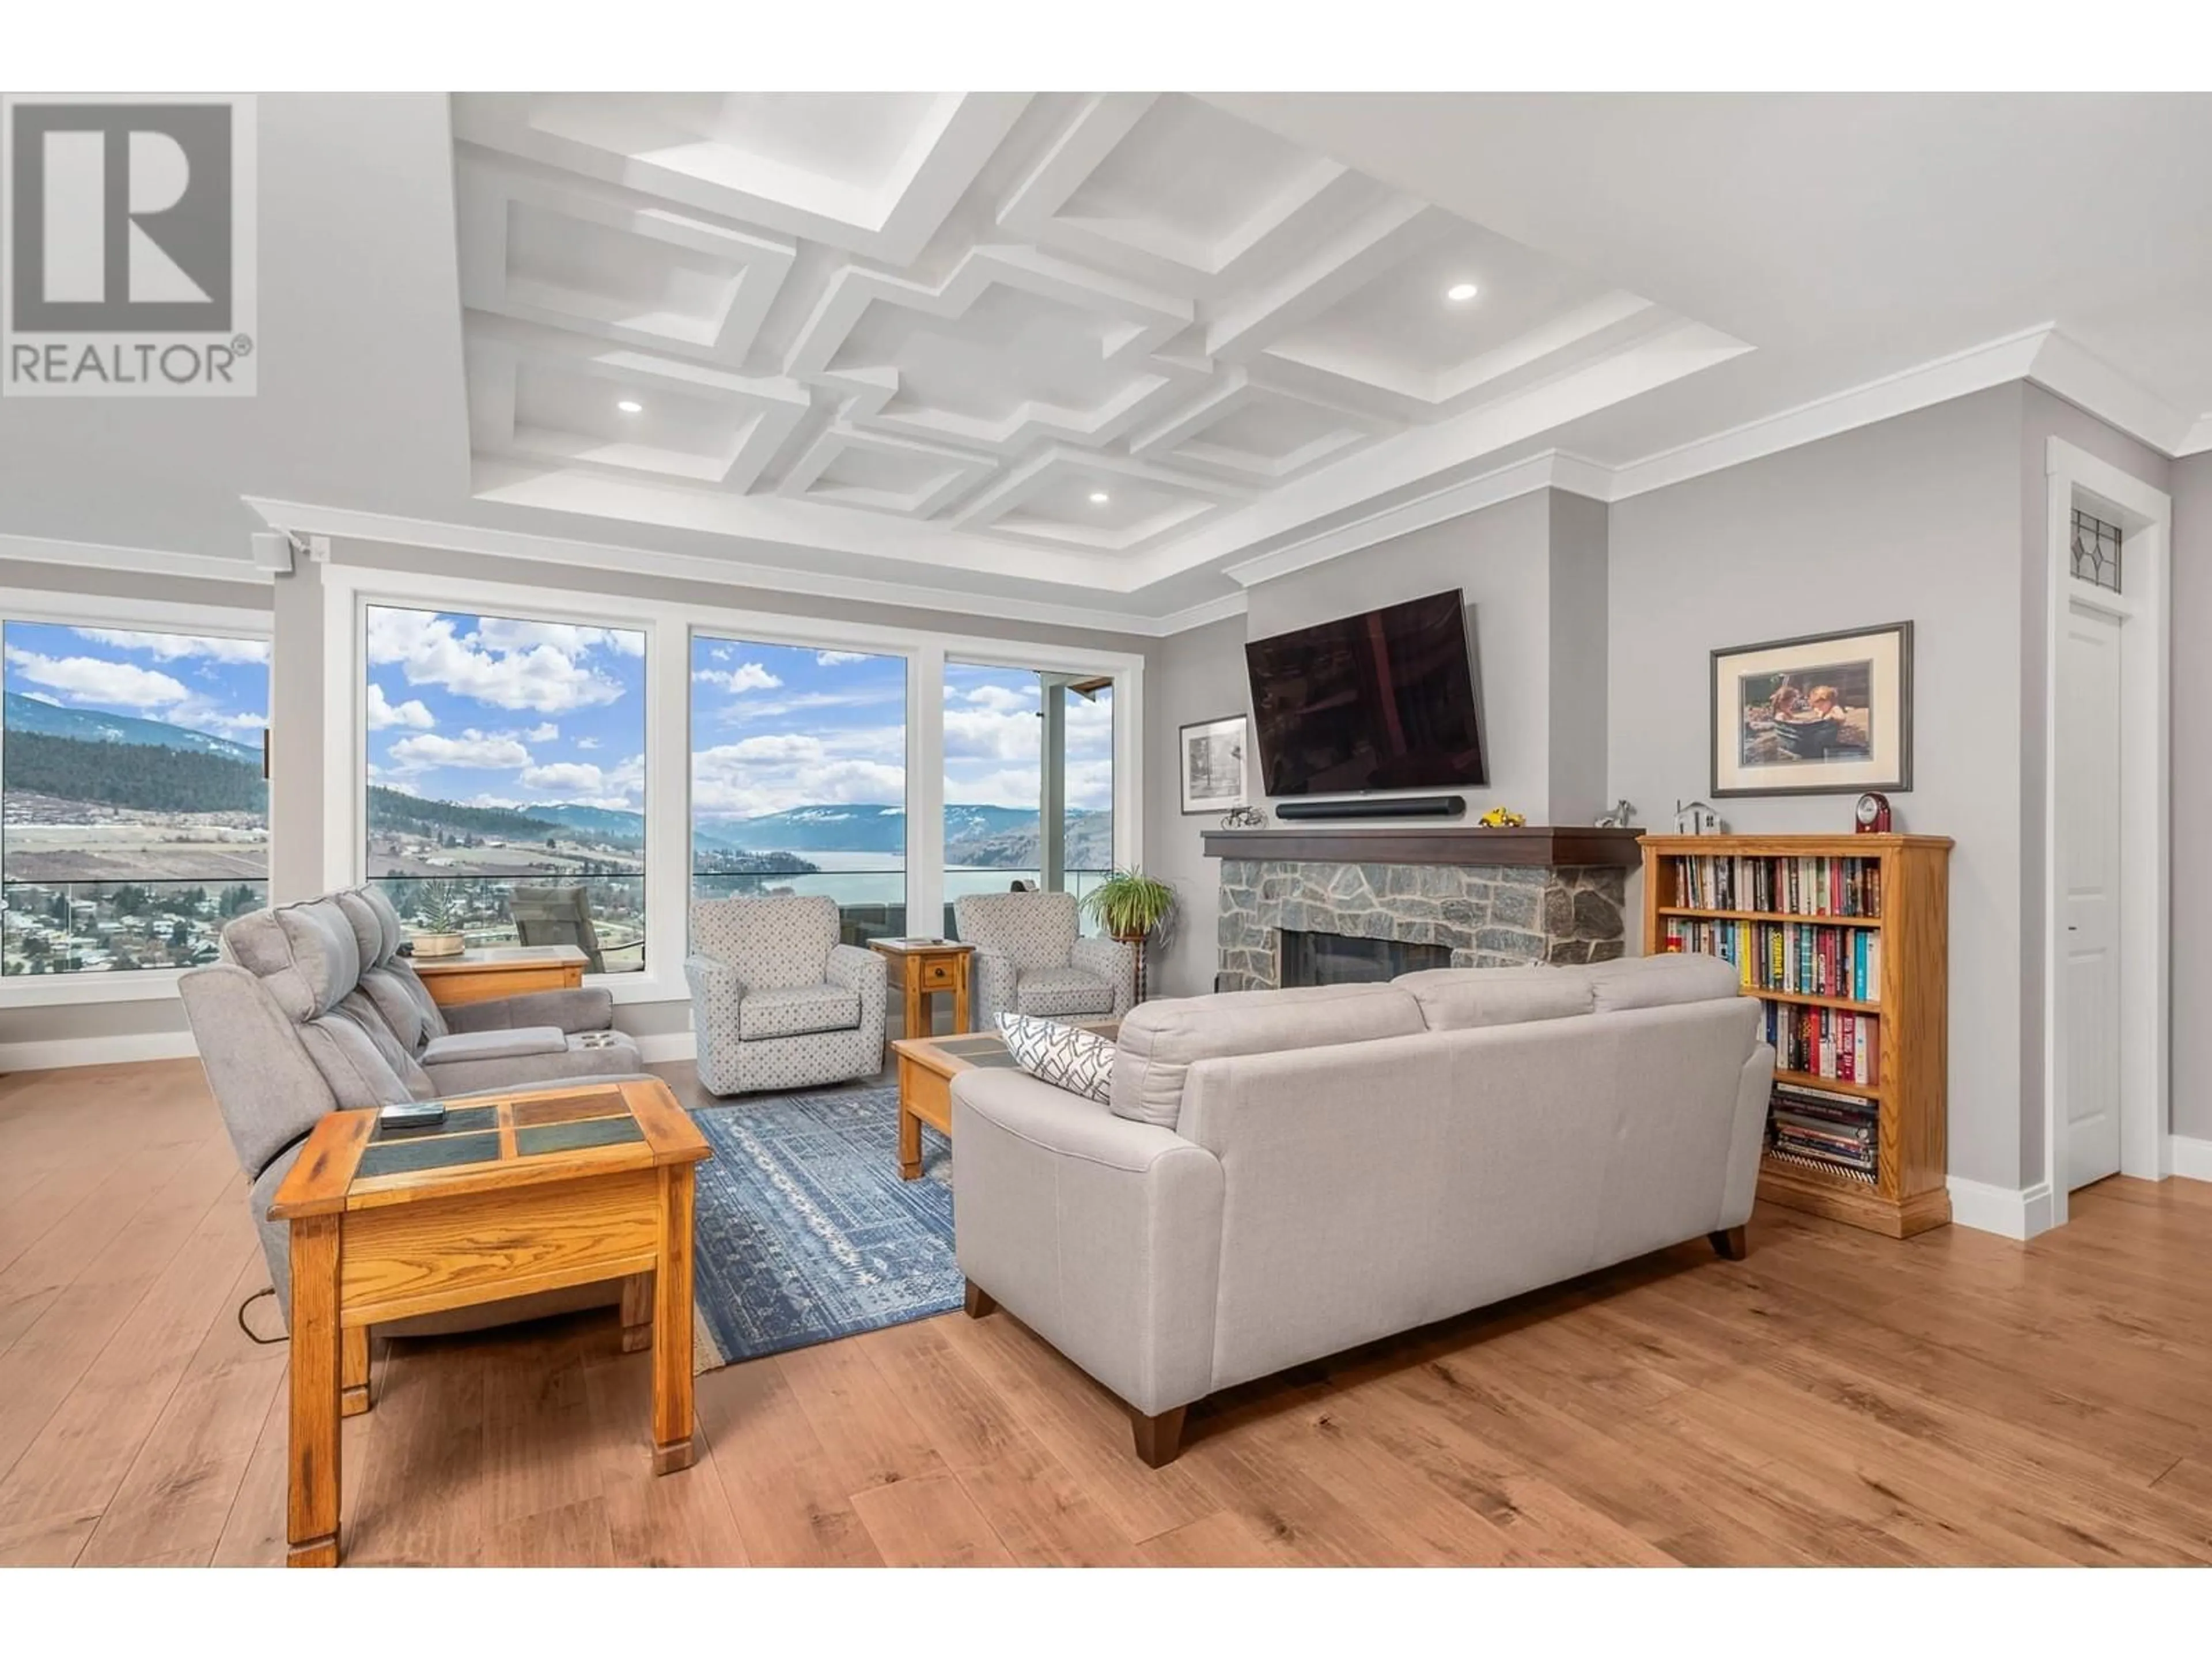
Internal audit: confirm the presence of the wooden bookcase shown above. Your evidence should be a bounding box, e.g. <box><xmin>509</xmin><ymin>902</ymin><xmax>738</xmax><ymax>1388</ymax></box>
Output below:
<box><xmin>1638</xmin><ymin>834</ymin><xmax>1953</xmax><ymax>1238</ymax></box>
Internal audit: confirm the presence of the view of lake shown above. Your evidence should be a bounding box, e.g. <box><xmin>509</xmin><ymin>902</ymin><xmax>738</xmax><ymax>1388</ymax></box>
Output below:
<box><xmin>724</xmin><ymin>849</ymin><xmax>1110</xmax><ymax>908</ymax></box>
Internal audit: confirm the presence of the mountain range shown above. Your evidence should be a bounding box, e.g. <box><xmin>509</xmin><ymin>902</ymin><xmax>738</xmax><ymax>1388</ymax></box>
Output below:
<box><xmin>3</xmin><ymin>692</ymin><xmax>260</xmax><ymax>762</ymax></box>
<box><xmin>6</xmin><ymin>695</ymin><xmax>1112</xmax><ymax>865</ymax></box>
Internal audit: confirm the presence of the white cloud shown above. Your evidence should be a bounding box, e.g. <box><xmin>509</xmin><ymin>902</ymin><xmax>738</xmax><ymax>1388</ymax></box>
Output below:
<box><xmin>73</xmin><ymin>628</ymin><xmax>270</xmax><ymax>664</ymax></box>
<box><xmin>815</xmin><ymin>650</ymin><xmax>869</xmax><ymax>666</ymax></box>
<box><xmin>943</xmin><ymin>759</ymin><xmax>1112</xmax><ymax>811</ymax></box>
<box><xmin>522</xmin><ymin>722</ymin><xmax>559</xmax><ymax>742</ymax></box>
<box><xmin>692</xmin><ymin>662</ymin><xmax>782</xmax><ymax>694</ymax></box>
<box><xmin>471</xmin><ymin>618</ymin><xmax>643</xmax><ymax>659</ymax></box>
<box><xmin>387</xmin><ymin>729</ymin><xmax>532</xmax><ymax>772</ymax></box>
<box><xmin>366</xmin><ymin>682</ymin><xmax>435</xmax><ymax>731</ymax></box>
<box><xmin>519</xmin><ymin>760</ymin><xmax>603</xmax><ymax>794</ymax></box>
<box><xmin>957</xmin><ymin>683</ymin><xmax>1033</xmax><ymax>713</ymax></box>
<box><xmin>574</xmin><ymin>736</ymin><xmax>601</xmax><ymax>751</ymax></box>
<box><xmin>942</xmin><ymin>706</ymin><xmax>1040</xmax><ymax>762</ymax></box>
<box><xmin>691</xmin><ymin>733</ymin><xmax>905</xmax><ymax>817</ymax></box>
<box><xmin>4</xmin><ymin>647</ymin><xmax>188</xmax><ymax>709</ymax></box>
<box><xmin>366</xmin><ymin>607</ymin><xmax>627</xmax><ymax>714</ymax></box>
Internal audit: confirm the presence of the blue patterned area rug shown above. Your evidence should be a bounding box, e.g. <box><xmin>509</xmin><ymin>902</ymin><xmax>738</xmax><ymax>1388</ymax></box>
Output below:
<box><xmin>688</xmin><ymin>1084</ymin><xmax>959</xmax><ymax>1372</ymax></box>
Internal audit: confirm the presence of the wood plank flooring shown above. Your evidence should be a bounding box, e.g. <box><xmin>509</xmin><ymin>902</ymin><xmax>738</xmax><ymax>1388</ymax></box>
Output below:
<box><xmin>5</xmin><ymin>1057</ymin><xmax>2212</xmax><ymax>1566</ymax></box>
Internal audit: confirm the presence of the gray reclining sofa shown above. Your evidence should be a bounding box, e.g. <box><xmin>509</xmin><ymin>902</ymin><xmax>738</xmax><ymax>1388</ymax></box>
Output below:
<box><xmin>180</xmin><ymin>885</ymin><xmax>648</xmax><ymax>1330</ymax></box>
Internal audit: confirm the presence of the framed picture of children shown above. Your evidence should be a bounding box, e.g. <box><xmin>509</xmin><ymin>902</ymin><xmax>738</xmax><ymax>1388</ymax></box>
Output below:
<box><xmin>1710</xmin><ymin>621</ymin><xmax>1912</xmax><ymax>797</ymax></box>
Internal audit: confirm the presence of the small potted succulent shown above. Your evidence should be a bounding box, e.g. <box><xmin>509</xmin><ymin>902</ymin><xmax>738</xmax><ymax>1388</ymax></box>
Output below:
<box><xmin>409</xmin><ymin>882</ymin><xmax>469</xmax><ymax>959</ymax></box>
<box><xmin>1080</xmin><ymin>868</ymin><xmax>1176</xmax><ymax>1003</ymax></box>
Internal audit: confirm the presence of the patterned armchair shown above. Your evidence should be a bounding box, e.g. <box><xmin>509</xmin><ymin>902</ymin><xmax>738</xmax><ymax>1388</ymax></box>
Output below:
<box><xmin>953</xmin><ymin>890</ymin><xmax>1135</xmax><ymax>1029</ymax></box>
<box><xmin>685</xmin><ymin>895</ymin><xmax>887</xmax><ymax>1096</ymax></box>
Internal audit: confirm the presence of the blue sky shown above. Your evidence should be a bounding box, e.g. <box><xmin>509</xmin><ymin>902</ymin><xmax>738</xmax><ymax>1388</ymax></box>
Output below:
<box><xmin>4</xmin><ymin>620</ymin><xmax>271</xmax><ymax>742</ymax></box>
<box><xmin>366</xmin><ymin>607</ymin><xmax>647</xmax><ymax>813</ymax></box>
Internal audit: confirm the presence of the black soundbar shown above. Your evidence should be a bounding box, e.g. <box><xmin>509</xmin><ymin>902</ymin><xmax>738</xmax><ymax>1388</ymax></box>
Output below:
<box><xmin>1272</xmin><ymin>795</ymin><xmax>1468</xmax><ymax>822</ymax></box>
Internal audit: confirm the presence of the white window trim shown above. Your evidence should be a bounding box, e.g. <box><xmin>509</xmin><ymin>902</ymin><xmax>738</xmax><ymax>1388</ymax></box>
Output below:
<box><xmin>1</xmin><ymin>588</ymin><xmax>274</xmax><ymax>1008</ymax></box>
<box><xmin>322</xmin><ymin>565</ymin><xmax>1145</xmax><ymax>1007</ymax></box>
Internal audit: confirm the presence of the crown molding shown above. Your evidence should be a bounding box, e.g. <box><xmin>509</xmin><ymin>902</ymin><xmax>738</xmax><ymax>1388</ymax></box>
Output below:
<box><xmin>1153</xmin><ymin>590</ymin><xmax>1249</xmax><ymax>634</ymax></box>
<box><xmin>1607</xmin><ymin>325</ymin><xmax>2056</xmax><ymax>502</ymax></box>
<box><xmin>0</xmin><ymin>531</ymin><xmax>272</xmax><ymax>588</ymax></box>
<box><xmin>8</xmin><ymin>323</ymin><xmax>2188</xmax><ymax>641</ymax></box>
<box><xmin>237</xmin><ymin>497</ymin><xmax>1172</xmax><ymax>639</ymax></box>
<box><xmin>1222</xmin><ymin>450</ymin><xmax>1583</xmax><ymax>590</ymax></box>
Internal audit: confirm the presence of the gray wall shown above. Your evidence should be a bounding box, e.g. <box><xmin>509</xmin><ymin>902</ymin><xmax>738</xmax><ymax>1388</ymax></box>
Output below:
<box><xmin>1144</xmin><ymin>615</ymin><xmax>1250</xmax><ymax>1000</ymax></box>
<box><xmin>1607</xmin><ymin>388</ymin><xmax>2030</xmax><ymax>1189</ymax></box>
<box><xmin>0</xmin><ymin>558</ymin><xmax>273</xmax><ymax>1056</ymax></box>
<box><xmin>269</xmin><ymin>558</ymin><xmax>325</xmax><ymax>904</ymax></box>
<box><xmin>1547</xmin><ymin>490</ymin><xmax>1611</xmax><ymax>824</ymax></box>
<box><xmin>2173</xmin><ymin>451</ymin><xmax>2212</xmax><ymax>1142</ymax></box>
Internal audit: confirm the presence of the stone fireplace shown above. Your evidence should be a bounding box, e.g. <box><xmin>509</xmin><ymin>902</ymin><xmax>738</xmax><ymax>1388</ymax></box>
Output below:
<box><xmin>1205</xmin><ymin>826</ymin><xmax>1637</xmax><ymax>994</ymax></box>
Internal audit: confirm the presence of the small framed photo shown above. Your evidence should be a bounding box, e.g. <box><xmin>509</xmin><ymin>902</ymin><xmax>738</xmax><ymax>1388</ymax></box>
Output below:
<box><xmin>1711</xmin><ymin>622</ymin><xmax>1912</xmax><ymax>798</ymax></box>
<box><xmin>1179</xmin><ymin>714</ymin><xmax>1249</xmax><ymax>815</ymax></box>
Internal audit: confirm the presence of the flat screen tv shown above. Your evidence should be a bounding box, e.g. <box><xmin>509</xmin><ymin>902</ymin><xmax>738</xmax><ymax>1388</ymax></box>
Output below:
<box><xmin>1244</xmin><ymin>589</ymin><xmax>1487</xmax><ymax>796</ymax></box>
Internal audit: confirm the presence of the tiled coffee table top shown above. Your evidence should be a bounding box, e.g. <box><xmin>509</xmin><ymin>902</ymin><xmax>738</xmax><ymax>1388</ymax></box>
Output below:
<box><xmin>356</xmin><ymin>1085</ymin><xmax>642</xmax><ymax>1180</ymax></box>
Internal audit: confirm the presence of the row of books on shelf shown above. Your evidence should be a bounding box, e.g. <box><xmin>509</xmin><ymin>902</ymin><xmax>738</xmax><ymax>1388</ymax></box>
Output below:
<box><xmin>1760</xmin><ymin>999</ymin><xmax>1880</xmax><ymax>1085</ymax></box>
<box><xmin>1669</xmin><ymin>854</ymin><xmax>1883</xmax><ymax>918</ymax></box>
<box><xmin>1766</xmin><ymin>1079</ymin><xmax>1880</xmax><ymax>1184</ymax></box>
<box><xmin>1661</xmin><ymin>918</ymin><xmax>1882</xmax><ymax>1002</ymax></box>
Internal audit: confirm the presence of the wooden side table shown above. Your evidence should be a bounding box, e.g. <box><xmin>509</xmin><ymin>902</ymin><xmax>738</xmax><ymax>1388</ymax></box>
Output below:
<box><xmin>869</xmin><ymin>937</ymin><xmax>974</xmax><ymax>1043</ymax></box>
<box><xmin>410</xmin><ymin>944</ymin><xmax>587</xmax><ymax>1008</ymax></box>
<box><xmin>891</xmin><ymin>1021</ymin><xmax>1118</xmax><ymax>1181</ymax></box>
<box><xmin>267</xmin><ymin>1077</ymin><xmax>709</xmax><ymax>1567</ymax></box>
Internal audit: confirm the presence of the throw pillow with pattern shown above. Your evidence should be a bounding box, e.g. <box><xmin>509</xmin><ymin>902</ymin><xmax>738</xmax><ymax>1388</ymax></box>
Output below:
<box><xmin>997</xmin><ymin>1012</ymin><xmax>1115</xmax><ymax>1104</ymax></box>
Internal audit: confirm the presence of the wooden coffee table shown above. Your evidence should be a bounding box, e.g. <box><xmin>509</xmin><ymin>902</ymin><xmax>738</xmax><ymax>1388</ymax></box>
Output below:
<box><xmin>869</xmin><ymin>937</ymin><xmax>974</xmax><ymax>1040</ymax></box>
<box><xmin>267</xmin><ymin>1076</ymin><xmax>709</xmax><ymax>1567</ymax></box>
<box><xmin>411</xmin><ymin>944</ymin><xmax>588</xmax><ymax>1008</ymax></box>
<box><xmin>891</xmin><ymin>1021</ymin><xmax>1118</xmax><ymax>1180</ymax></box>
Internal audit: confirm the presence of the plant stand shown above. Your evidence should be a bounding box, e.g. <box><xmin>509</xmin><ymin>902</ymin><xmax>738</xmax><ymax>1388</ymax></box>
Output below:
<box><xmin>1117</xmin><ymin>931</ymin><xmax>1148</xmax><ymax>1004</ymax></box>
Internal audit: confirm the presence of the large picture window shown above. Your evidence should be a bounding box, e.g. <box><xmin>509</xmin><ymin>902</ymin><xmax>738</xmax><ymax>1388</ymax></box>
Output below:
<box><xmin>3</xmin><ymin>618</ymin><xmax>270</xmax><ymax>975</ymax></box>
<box><xmin>942</xmin><ymin>660</ymin><xmax>1115</xmax><ymax>935</ymax></box>
<box><xmin>363</xmin><ymin>605</ymin><xmax>647</xmax><ymax>972</ymax></box>
<box><xmin>690</xmin><ymin>635</ymin><xmax>908</xmax><ymax>944</ymax></box>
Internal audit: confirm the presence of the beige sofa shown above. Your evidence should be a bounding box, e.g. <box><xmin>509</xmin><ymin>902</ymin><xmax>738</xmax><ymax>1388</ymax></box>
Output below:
<box><xmin>950</xmin><ymin>953</ymin><xmax>1774</xmax><ymax>1466</ymax></box>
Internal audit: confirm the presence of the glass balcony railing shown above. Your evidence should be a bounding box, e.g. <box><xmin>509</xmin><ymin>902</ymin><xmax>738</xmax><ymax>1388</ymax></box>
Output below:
<box><xmin>367</xmin><ymin>874</ymin><xmax>646</xmax><ymax>973</ymax></box>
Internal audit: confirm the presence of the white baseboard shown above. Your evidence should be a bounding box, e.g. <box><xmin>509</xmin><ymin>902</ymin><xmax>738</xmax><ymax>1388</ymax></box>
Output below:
<box><xmin>631</xmin><ymin>1030</ymin><xmax>697</xmax><ymax>1065</ymax></box>
<box><xmin>1946</xmin><ymin>1176</ymin><xmax>2058</xmax><ymax>1240</ymax></box>
<box><xmin>0</xmin><ymin>1031</ymin><xmax>199</xmax><ymax>1073</ymax></box>
<box><xmin>2170</xmin><ymin>1135</ymin><xmax>2212</xmax><ymax>1182</ymax></box>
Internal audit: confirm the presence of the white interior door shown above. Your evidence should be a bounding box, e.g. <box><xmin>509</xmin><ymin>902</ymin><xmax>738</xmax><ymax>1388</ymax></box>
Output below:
<box><xmin>2058</xmin><ymin>599</ymin><xmax>2124</xmax><ymax>1191</ymax></box>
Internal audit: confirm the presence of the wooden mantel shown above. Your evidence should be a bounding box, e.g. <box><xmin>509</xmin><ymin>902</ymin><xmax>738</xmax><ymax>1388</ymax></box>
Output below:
<box><xmin>1200</xmin><ymin>825</ymin><xmax>1642</xmax><ymax>868</ymax></box>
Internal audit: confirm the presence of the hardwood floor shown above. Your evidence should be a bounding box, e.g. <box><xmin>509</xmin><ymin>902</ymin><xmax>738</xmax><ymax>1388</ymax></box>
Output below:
<box><xmin>5</xmin><ymin>1057</ymin><xmax>2212</xmax><ymax>1566</ymax></box>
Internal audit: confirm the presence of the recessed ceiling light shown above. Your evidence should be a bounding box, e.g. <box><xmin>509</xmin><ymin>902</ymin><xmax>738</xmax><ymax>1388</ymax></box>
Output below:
<box><xmin>1445</xmin><ymin>282</ymin><xmax>1479</xmax><ymax>302</ymax></box>
<box><xmin>616</xmin><ymin>399</ymin><xmax>643</xmax><ymax>414</ymax></box>
<box><xmin>1088</xmin><ymin>491</ymin><xmax>1110</xmax><ymax>504</ymax></box>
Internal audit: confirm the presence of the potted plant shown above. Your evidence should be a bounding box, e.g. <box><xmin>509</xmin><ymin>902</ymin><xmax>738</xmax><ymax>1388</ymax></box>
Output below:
<box><xmin>410</xmin><ymin>882</ymin><xmax>469</xmax><ymax>959</ymax></box>
<box><xmin>1080</xmin><ymin>868</ymin><xmax>1175</xmax><ymax>1003</ymax></box>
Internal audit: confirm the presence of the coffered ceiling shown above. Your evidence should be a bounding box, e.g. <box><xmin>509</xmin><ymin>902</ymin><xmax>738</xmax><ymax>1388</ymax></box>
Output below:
<box><xmin>449</xmin><ymin>92</ymin><xmax>1744</xmax><ymax>588</ymax></box>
